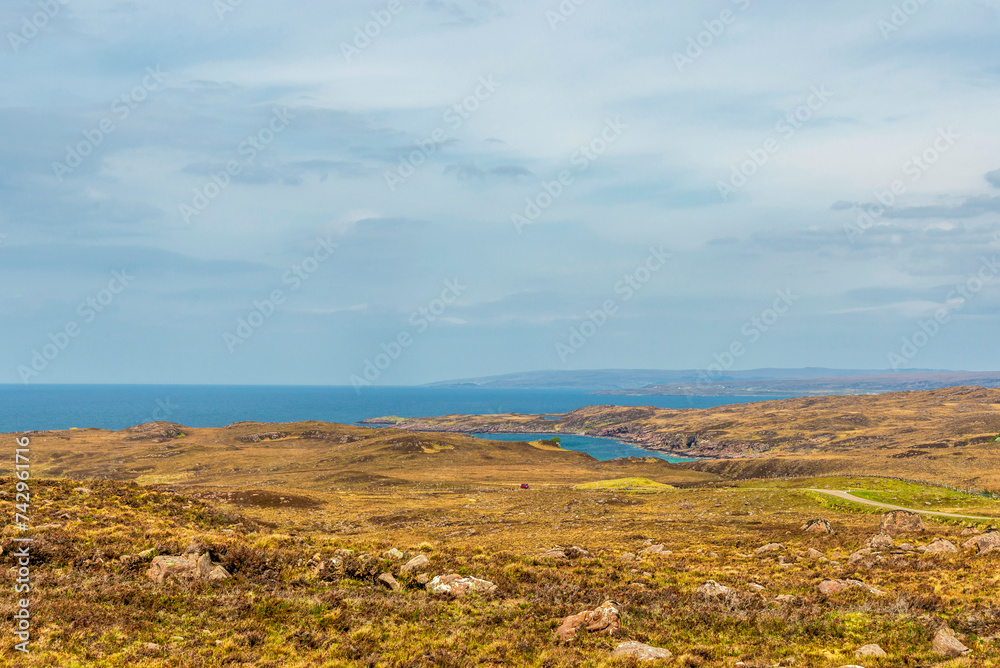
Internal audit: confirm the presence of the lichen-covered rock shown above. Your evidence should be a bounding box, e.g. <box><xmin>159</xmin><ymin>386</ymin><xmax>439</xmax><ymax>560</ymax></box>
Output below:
<box><xmin>555</xmin><ymin>600</ymin><xmax>621</xmax><ymax>641</ymax></box>
<box><xmin>868</xmin><ymin>533</ymin><xmax>894</xmax><ymax>550</ymax></box>
<box><xmin>802</xmin><ymin>518</ymin><xmax>833</xmax><ymax>534</ymax></box>
<box><xmin>817</xmin><ymin>579</ymin><xmax>885</xmax><ymax>596</ymax></box>
<box><xmin>146</xmin><ymin>553</ymin><xmax>229</xmax><ymax>584</ymax></box>
<box><xmin>963</xmin><ymin>530</ymin><xmax>1000</xmax><ymax>555</ymax></box>
<box><xmin>879</xmin><ymin>510</ymin><xmax>924</xmax><ymax>535</ymax></box>
<box><xmin>855</xmin><ymin>643</ymin><xmax>888</xmax><ymax>658</ymax></box>
<box><xmin>611</xmin><ymin>641</ymin><xmax>672</xmax><ymax>661</ymax></box>
<box><xmin>922</xmin><ymin>538</ymin><xmax>959</xmax><ymax>554</ymax></box>
<box><xmin>426</xmin><ymin>574</ymin><xmax>496</xmax><ymax>597</ymax></box>
<box><xmin>932</xmin><ymin>627</ymin><xmax>970</xmax><ymax>657</ymax></box>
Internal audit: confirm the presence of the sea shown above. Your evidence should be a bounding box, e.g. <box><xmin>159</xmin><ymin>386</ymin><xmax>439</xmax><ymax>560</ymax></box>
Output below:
<box><xmin>0</xmin><ymin>385</ymin><xmax>782</xmax><ymax>461</ymax></box>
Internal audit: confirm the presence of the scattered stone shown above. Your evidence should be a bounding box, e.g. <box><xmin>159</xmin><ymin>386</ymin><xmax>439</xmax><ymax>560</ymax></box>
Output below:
<box><xmin>802</xmin><ymin>518</ymin><xmax>834</xmax><ymax>534</ymax></box>
<box><xmin>754</xmin><ymin>542</ymin><xmax>783</xmax><ymax>556</ymax></box>
<box><xmin>774</xmin><ymin>594</ymin><xmax>797</xmax><ymax>604</ymax></box>
<box><xmin>817</xmin><ymin>579</ymin><xmax>885</xmax><ymax>596</ymax></box>
<box><xmin>555</xmin><ymin>600</ymin><xmax>621</xmax><ymax>641</ymax></box>
<box><xmin>932</xmin><ymin>627</ymin><xmax>970</xmax><ymax>657</ymax></box>
<box><xmin>963</xmin><ymin>530</ymin><xmax>1000</xmax><ymax>555</ymax></box>
<box><xmin>696</xmin><ymin>580</ymin><xmax>733</xmax><ymax>598</ymax></box>
<box><xmin>416</xmin><ymin>573</ymin><xmax>429</xmax><ymax>585</ymax></box>
<box><xmin>806</xmin><ymin>548</ymin><xmax>824</xmax><ymax>559</ymax></box>
<box><xmin>848</xmin><ymin>548</ymin><xmax>873</xmax><ymax>565</ymax></box>
<box><xmin>879</xmin><ymin>510</ymin><xmax>924</xmax><ymax>535</ymax></box>
<box><xmin>142</xmin><ymin>643</ymin><xmax>162</xmax><ymax>652</ymax></box>
<box><xmin>640</xmin><ymin>544</ymin><xmax>665</xmax><ymax>555</ymax></box>
<box><xmin>72</xmin><ymin>487</ymin><xmax>92</xmax><ymax>495</ymax></box>
<box><xmin>382</xmin><ymin>548</ymin><xmax>403</xmax><ymax>560</ymax></box>
<box><xmin>961</xmin><ymin>527</ymin><xmax>980</xmax><ymax>536</ymax></box>
<box><xmin>146</xmin><ymin>553</ymin><xmax>229</xmax><ymax>584</ymax></box>
<box><xmin>679</xmin><ymin>501</ymin><xmax>695</xmax><ymax>510</ymax></box>
<box><xmin>923</xmin><ymin>538</ymin><xmax>959</xmax><ymax>554</ymax></box>
<box><xmin>400</xmin><ymin>554</ymin><xmax>430</xmax><ymax>574</ymax></box>
<box><xmin>377</xmin><ymin>572</ymin><xmax>401</xmax><ymax>591</ymax></box>
<box><xmin>747</xmin><ymin>583</ymin><xmax>766</xmax><ymax>592</ymax></box>
<box><xmin>611</xmin><ymin>641</ymin><xmax>672</xmax><ymax>661</ymax></box>
<box><xmin>621</xmin><ymin>552</ymin><xmax>636</xmax><ymax>561</ymax></box>
<box><xmin>540</xmin><ymin>545</ymin><xmax>591</xmax><ymax>559</ymax></box>
<box><xmin>868</xmin><ymin>534</ymin><xmax>894</xmax><ymax>550</ymax></box>
<box><xmin>426</xmin><ymin>574</ymin><xmax>496</xmax><ymax>597</ymax></box>
<box><xmin>855</xmin><ymin>643</ymin><xmax>888</xmax><ymax>658</ymax></box>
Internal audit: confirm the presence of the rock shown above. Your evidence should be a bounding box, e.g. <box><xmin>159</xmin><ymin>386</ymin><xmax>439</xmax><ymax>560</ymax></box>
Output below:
<box><xmin>923</xmin><ymin>538</ymin><xmax>959</xmax><ymax>554</ymax></box>
<box><xmin>806</xmin><ymin>548</ymin><xmax>824</xmax><ymax>559</ymax></box>
<box><xmin>146</xmin><ymin>553</ymin><xmax>228</xmax><ymax>584</ymax></box>
<box><xmin>142</xmin><ymin>642</ymin><xmax>162</xmax><ymax>652</ymax></box>
<box><xmin>748</xmin><ymin>583</ymin><xmax>766</xmax><ymax>591</ymax></box>
<box><xmin>961</xmin><ymin>527</ymin><xmax>980</xmax><ymax>536</ymax></box>
<box><xmin>817</xmin><ymin>579</ymin><xmax>885</xmax><ymax>596</ymax></box>
<box><xmin>679</xmin><ymin>501</ymin><xmax>695</xmax><ymax>510</ymax></box>
<box><xmin>400</xmin><ymin>554</ymin><xmax>430</xmax><ymax>574</ymax></box>
<box><xmin>855</xmin><ymin>643</ymin><xmax>888</xmax><ymax>658</ymax></box>
<box><xmin>754</xmin><ymin>542</ymin><xmax>783</xmax><ymax>556</ymax></box>
<box><xmin>426</xmin><ymin>574</ymin><xmax>496</xmax><ymax>597</ymax></box>
<box><xmin>611</xmin><ymin>641</ymin><xmax>672</xmax><ymax>661</ymax></box>
<box><xmin>963</xmin><ymin>530</ymin><xmax>1000</xmax><ymax>555</ymax></box>
<box><xmin>382</xmin><ymin>548</ymin><xmax>403</xmax><ymax>560</ymax></box>
<box><xmin>621</xmin><ymin>552</ymin><xmax>636</xmax><ymax>561</ymax></box>
<box><xmin>72</xmin><ymin>487</ymin><xmax>92</xmax><ymax>495</ymax></box>
<box><xmin>879</xmin><ymin>510</ymin><xmax>924</xmax><ymax>535</ymax></box>
<box><xmin>540</xmin><ymin>545</ymin><xmax>591</xmax><ymax>559</ymax></box>
<box><xmin>932</xmin><ymin>627</ymin><xmax>970</xmax><ymax>657</ymax></box>
<box><xmin>696</xmin><ymin>580</ymin><xmax>733</xmax><ymax>598</ymax></box>
<box><xmin>848</xmin><ymin>548</ymin><xmax>874</xmax><ymax>565</ymax></box>
<box><xmin>415</xmin><ymin>573</ymin><xmax>429</xmax><ymax>585</ymax></box>
<box><xmin>555</xmin><ymin>600</ymin><xmax>621</xmax><ymax>641</ymax></box>
<box><xmin>377</xmin><ymin>572</ymin><xmax>401</xmax><ymax>591</ymax></box>
<box><xmin>868</xmin><ymin>534</ymin><xmax>894</xmax><ymax>550</ymax></box>
<box><xmin>640</xmin><ymin>543</ymin><xmax>665</xmax><ymax>555</ymax></box>
<box><xmin>802</xmin><ymin>518</ymin><xmax>833</xmax><ymax>534</ymax></box>
<box><xmin>774</xmin><ymin>594</ymin><xmax>797</xmax><ymax>604</ymax></box>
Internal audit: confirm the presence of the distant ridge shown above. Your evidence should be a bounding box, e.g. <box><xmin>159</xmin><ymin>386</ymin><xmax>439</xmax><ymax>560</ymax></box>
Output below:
<box><xmin>424</xmin><ymin>368</ymin><xmax>961</xmax><ymax>393</ymax></box>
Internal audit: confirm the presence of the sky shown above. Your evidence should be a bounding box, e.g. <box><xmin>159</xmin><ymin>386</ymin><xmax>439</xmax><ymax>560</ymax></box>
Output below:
<box><xmin>2</xmin><ymin>0</ymin><xmax>1000</xmax><ymax>386</ymax></box>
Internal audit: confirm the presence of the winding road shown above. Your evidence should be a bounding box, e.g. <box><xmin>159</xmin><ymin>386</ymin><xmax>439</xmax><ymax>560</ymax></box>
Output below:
<box><xmin>806</xmin><ymin>489</ymin><xmax>1000</xmax><ymax>522</ymax></box>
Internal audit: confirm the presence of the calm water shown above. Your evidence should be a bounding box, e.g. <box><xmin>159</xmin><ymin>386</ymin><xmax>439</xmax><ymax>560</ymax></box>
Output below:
<box><xmin>0</xmin><ymin>385</ymin><xmax>781</xmax><ymax>459</ymax></box>
<box><xmin>471</xmin><ymin>432</ymin><xmax>698</xmax><ymax>462</ymax></box>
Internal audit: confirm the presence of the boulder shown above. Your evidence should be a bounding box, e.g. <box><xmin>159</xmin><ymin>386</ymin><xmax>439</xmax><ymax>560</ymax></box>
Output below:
<box><xmin>802</xmin><ymin>518</ymin><xmax>833</xmax><ymax>534</ymax></box>
<box><xmin>754</xmin><ymin>543</ymin><xmax>783</xmax><ymax>556</ymax></box>
<box><xmin>146</xmin><ymin>553</ymin><xmax>229</xmax><ymax>584</ymax></box>
<box><xmin>426</xmin><ymin>574</ymin><xmax>496</xmax><ymax>597</ymax></box>
<box><xmin>640</xmin><ymin>544</ymin><xmax>665</xmax><ymax>555</ymax></box>
<box><xmin>400</xmin><ymin>554</ymin><xmax>430</xmax><ymax>574</ymax></box>
<box><xmin>817</xmin><ymin>579</ymin><xmax>885</xmax><ymax>597</ymax></box>
<box><xmin>377</xmin><ymin>572</ymin><xmax>401</xmax><ymax>592</ymax></box>
<box><xmin>611</xmin><ymin>641</ymin><xmax>672</xmax><ymax>661</ymax></box>
<box><xmin>848</xmin><ymin>548</ymin><xmax>874</xmax><ymax>565</ymax></box>
<box><xmin>679</xmin><ymin>501</ymin><xmax>695</xmax><ymax>510</ymax></box>
<box><xmin>855</xmin><ymin>643</ymin><xmax>888</xmax><ymax>658</ymax></box>
<box><xmin>962</xmin><ymin>530</ymin><xmax>1000</xmax><ymax>555</ymax></box>
<box><xmin>696</xmin><ymin>580</ymin><xmax>733</xmax><ymax>598</ymax></box>
<box><xmin>879</xmin><ymin>510</ymin><xmax>924</xmax><ymax>535</ymax></box>
<box><xmin>382</xmin><ymin>548</ymin><xmax>403</xmax><ymax>560</ymax></box>
<box><xmin>923</xmin><ymin>538</ymin><xmax>958</xmax><ymax>554</ymax></box>
<box><xmin>806</xmin><ymin>548</ymin><xmax>824</xmax><ymax>559</ymax></box>
<box><xmin>554</xmin><ymin>600</ymin><xmax>621</xmax><ymax>641</ymax></box>
<box><xmin>932</xmin><ymin>627</ymin><xmax>970</xmax><ymax>657</ymax></box>
<box><xmin>868</xmin><ymin>533</ymin><xmax>894</xmax><ymax>550</ymax></box>
<box><xmin>540</xmin><ymin>545</ymin><xmax>591</xmax><ymax>559</ymax></box>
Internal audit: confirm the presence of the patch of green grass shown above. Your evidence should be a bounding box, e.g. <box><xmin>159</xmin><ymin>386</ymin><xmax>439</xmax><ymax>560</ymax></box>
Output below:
<box><xmin>573</xmin><ymin>477</ymin><xmax>673</xmax><ymax>492</ymax></box>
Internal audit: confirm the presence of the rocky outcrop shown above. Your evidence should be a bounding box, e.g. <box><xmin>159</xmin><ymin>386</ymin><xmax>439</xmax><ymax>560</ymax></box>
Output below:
<box><xmin>963</xmin><ymin>530</ymin><xmax>1000</xmax><ymax>555</ymax></box>
<box><xmin>932</xmin><ymin>627</ymin><xmax>970</xmax><ymax>657</ymax></box>
<box><xmin>554</xmin><ymin>600</ymin><xmax>621</xmax><ymax>641</ymax></box>
<box><xmin>802</xmin><ymin>518</ymin><xmax>833</xmax><ymax>534</ymax></box>
<box><xmin>146</xmin><ymin>552</ymin><xmax>230</xmax><ymax>584</ymax></box>
<box><xmin>426</xmin><ymin>574</ymin><xmax>496</xmax><ymax>597</ymax></box>
<box><xmin>879</xmin><ymin>510</ymin><xmax>924</xmax><ymax>535</ymax></box>
<box><xmin>611</xmin><ymin>641</ymin><xmax>672</xmax><ymax>661</ymax></box>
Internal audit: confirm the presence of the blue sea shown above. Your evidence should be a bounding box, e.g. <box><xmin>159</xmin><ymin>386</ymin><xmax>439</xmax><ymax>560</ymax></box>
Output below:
<box><xmin>0</xmin><ymin>385</ymin><xmax>781</xmax><ymax>461</ymax></box>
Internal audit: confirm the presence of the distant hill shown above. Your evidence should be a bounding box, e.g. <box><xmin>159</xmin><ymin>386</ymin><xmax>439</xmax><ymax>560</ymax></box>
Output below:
<box><xmin>424</xmin><ymin>367</ymin><xmax>967</xmax><ymax>393</ymax></box>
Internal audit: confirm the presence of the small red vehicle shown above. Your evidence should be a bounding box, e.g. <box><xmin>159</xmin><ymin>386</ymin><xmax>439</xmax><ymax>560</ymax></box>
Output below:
<box><xmin>520</xmin><ymin>483</ymin><xmax>530</xmax><ymax>489</ymax></box>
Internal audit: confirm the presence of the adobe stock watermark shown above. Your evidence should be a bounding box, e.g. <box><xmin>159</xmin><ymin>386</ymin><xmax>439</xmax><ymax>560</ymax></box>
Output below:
<box><xmin>556</xmin><ymin>246</ymin><xmax>671</xmax><ymax>362</ymax></box>
<box><xmin>546</xmin><ymin>0</ymin><xmax>589</xmax><ymax>31</ymax></box>
<box><xmin>52</xmin><ymin>66</ymin><xmax>168</xmax><ymax>182</ymax></box>
<box><xmin>214</xmin><ymin>0</ymin><xmax>245</xmax><ymax>20</ymax></box>
<box><xmin>512</xmin><ymin>116</ymin><xmax>628</xmax><ymax>233</ymax></box>
<box><xmin>843</xmin><ymin>127</ymin><xmax>959</xmax><ymax>243</ymax></box>
<box><xmin>7</xmin><ymin>0</ymin><xmax>70</xmax><ymax>54</ymax></box>
<box><xmin>341</xmin><ymin>0</ymin><xmax>405</xmax><ymax>62</ymax></box>
<box><xmin>224</xmin><ymin>234</ymin><xmax>338</xmax><ymax>352</ymax></box>
<box><xmin>12</xmin><ymin>435</ymin><xmax>32</xmax><ymax>654</ymax></box>
<box><xmin>350</xmin><ymin>279</ymin><xmax>466</xmax><ymax>391</ymax></box>
<box><xmin>717</xmin><ymin>84</ymin><xmax>833</xmax><ymax>201</ymax></box>
<box><xmin>384</xmin><ymin>75</ymin><xmax>501</xmax><ymax>191</ymax></box>
<box><xmin>674</xmin><ymin>0</ymin><xmax>752</xmax><ymax>73</ymax></box>
<box><xmin>878</xmin><ymin>0</ymin><xmax>930</xmax><ymax>40</ymax></box>
<box><xmin>888</xmin><ymin>250</ymin><xmax>1000</xmax><ymax>369</ymax></box>
<box><xmin>695</xmin><ymin>288</ymin><xmax>799</xmax><ymax>387</ymax></box>
<box><xmin>179</xmin><ymin>107</ymin><xmax>294</xmax><ymax>224</ymax></box>
<box><xmin>146</xmin><ymin>397</ymin><xmax>180</xmax><ymax>423</ymax></box>
<box><xmin>17</xmin><ymin>270</ymin><xmax>134</xmax><ymax>383</ymax></box>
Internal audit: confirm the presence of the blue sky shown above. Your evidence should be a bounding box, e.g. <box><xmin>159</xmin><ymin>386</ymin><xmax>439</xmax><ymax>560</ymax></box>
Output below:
<box><xmin>2</xmin><ymin>0</ymin><xmax>1000</xmax><ymax>385</ymax></box>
